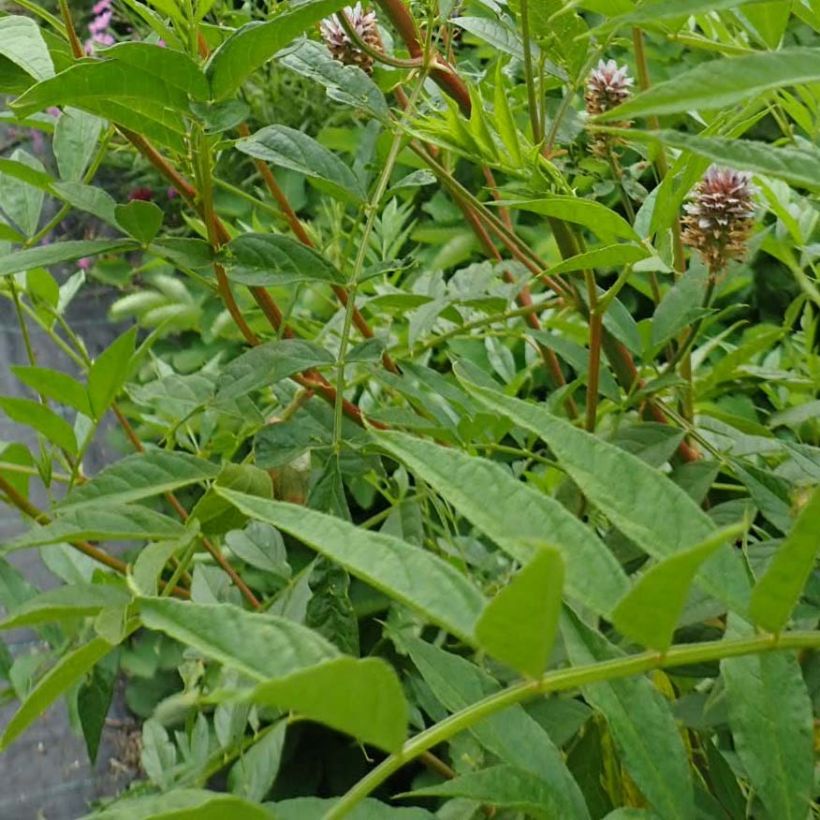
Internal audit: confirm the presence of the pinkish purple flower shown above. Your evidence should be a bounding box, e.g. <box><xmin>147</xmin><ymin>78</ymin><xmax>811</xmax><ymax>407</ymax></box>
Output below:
<box><xmin>682</xmin><ymin>165</ymin><xmax>757</xmax><ymax>274</ymax></box>
<box><xmin>320</xmin><ymin>3</ymin><xmax>380</xmax><ymax>75</ymax></box>
<box><xmin>78</xmin><ymin>257</ymin><xmax>92</xmax><ymax>270</ymax></box>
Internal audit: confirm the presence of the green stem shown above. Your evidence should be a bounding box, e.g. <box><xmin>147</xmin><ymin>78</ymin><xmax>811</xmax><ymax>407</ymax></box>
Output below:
<box><xmin>519</xmin><ymin>0</ymin><xmax>542</xmax><ymax>144</ymax></box>
<box><xmin>329</xmin><ymin>630</ymin><xmax>820</xmax><ymax>818</ymax></box>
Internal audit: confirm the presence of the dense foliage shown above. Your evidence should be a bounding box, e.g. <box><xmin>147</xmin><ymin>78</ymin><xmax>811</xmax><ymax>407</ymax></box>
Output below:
<box><xmin>0</xmin><ymin>0</ymin><xmax>819</xmax><ymax>817</ymax></box>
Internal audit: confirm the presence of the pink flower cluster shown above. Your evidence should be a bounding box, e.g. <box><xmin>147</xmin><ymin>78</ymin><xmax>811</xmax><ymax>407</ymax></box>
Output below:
<box><xmin>85</xmin><ymin>0</ymin><xmax>114</xmax><ymax>53</ymax></box>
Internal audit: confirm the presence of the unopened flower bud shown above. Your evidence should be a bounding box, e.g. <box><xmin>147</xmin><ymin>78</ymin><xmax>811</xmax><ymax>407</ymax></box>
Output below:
<box><xmin>320</xmin><ymin>3</ymin><xmax>380</xmax><ymax>75</ymax></box>
<box><xmin>682</xmin><ymin>165</ymin><xmax>757</xmax><ymax>275</ymax></box>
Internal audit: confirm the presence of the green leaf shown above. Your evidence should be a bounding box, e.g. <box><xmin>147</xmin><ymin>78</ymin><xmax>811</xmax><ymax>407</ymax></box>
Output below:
<box><xmin>224</xmin><ymin>521</ymin><xmax>290</xmax><ymax>577</ymax></box>
<box><xmin>98</xmin><ymin>42</ymin><xmax>209</xmax><ymax>100</ymax></box>
<box><xmin>278</xmin><ymin>39</ymin><xmax>388</xmax><ymax>117</ymax></box>
<box><xmin>0</xmin><ymin>16</ymin><xmax>54</xmax><ymax>82</ymax></box>
<box><xmin>83</xmin><ymin>790</ymin><xmax>274</xmax><ymax>820</ymax></box>
<box><xmin>58</xmin><ymin>451</ymin><xmax>220</xmax><ymax>511</ymax></box>
<box><xmin>651</xmin><ymin>266</ymin><xmax>710</xmax><ymax>348</ymax></box>
<box><xmin>0</xmin><ymin>583</ymin><xmax>130</xmax><ymax>629</ymax></box>
<box><xmin>504</xmin><ymin>196</ymin><xmax>640</xmax><ymax>241</ymax></box>
<box><xmin>271</xmin><ymin>797</ymin><xmax>429</xmax><ymax>820</ymax></box>
<box><xmin>11</xmin><ymin>365</ymin><xmax>91</xmax><ymax>415</ymax></box>
<box><xmin>223</xmin><ymin>233</ymin><xmax>345</xmax><ymax>287</ymax></box>
<box><xmin>190</xmin><ymin>463</ymin><xmax>273</xmax><ymax>535</ymax></box>
<box><xmin>0</xmin><ymin>239</ymin><xmax>137</xmax><ymax>277</ymax></box>
<box><xmin>206</xmin><ymin>0</ymin><xmax>351</xmax><ymax>99</ymax></box>
<box><xmin>404</xmin><ymin>636</ymin><xmax>589</xmax><ymax>820</ymax></box>
<box><xmin>476</xmin><ymin>547</ymin><xmax>563</xmax><ymax>677</ymax></box>
<box><xmin>722</xmin><ymin>616</ymin><xmax>814</xmax><ymax>820</ymax></box>
<box><xmin>599</xmin><ymin>48</ymin><xmax>820</xmax><ymax>120</ymax></box>
<box><xmin>598</xmin><ymin>0</ymin><xmax>774</xmax><ymax>30</ymax></box>
<box><xmin>622</xmin><ymin>129</ymin><xmax>820</xmax><ymax>191</ymax></box>
<box><xmin>228</xmin><ymin>720</ymin><xmax>287</xmax><ymax>801</ymax></box>
<box><xmin>562</xmin><ymin>612</ymin><xmax>694</xmax><ymax>820</ymax></box>
<box><xmin>0</xmin><ymin>396</ymin><xmax>78</xmax><ymax>454</ymax></box>
<box><xmin>215</xmin><ymin>489</ymin><xmax>487</xmax><ymax>644</ymax></box>
<box><xmin>50</xmin><ymin>181</ymin><xmax>118</xmax><ymax>225</ymax></box>
<box><xmin>547</xmin><ymin>243</ymin><xmax>650</xmax><ymax>276</ymax></box>
<box><xmin>494</xmin><ymin>61</ymin><xmax>522</xmax><ymax>164</ymax></box>
<box><xmin>78</xmin><ymin>651</ymin><xmax>117</xmax><ymax>763</ymax></box>
<box><xmin>12</xmin><ymin>45</ymin><xmax>206</xmax><ymax>152</ymax></box>
<box><xmin>132</xmin><ymin>540</ymin><xmax>182</xmax><ymax>596</ymax></box>
<box><xmin>115</xmin><ymin>200</ymin><xmax>164</xmax><ymax>244</ymax></box>
<box><xmin>87</xmin><ymin>326</ymin><xmax>137</xmax><ymax>419</ymax></box>
<box><xmin>613</xmin><ymin>523</ymin><xmax>745</xmax><ymax>651</ymax></box>
<box><xmin>0</xmin><ymin>636</ymin><xmax>114</xmax><ymax>750</ymax></box>
<box><xmin>452</xmin><ymin>16</ymin><xmax>528</xmax><ymax>60</ymax></box>
<box><xmin>749</xmin><ymin>487</ymin><xmax>820</xmax><ymax>632</ymax></box>
<box><xmin>138</xmin><ymin>597</ymin><xmax>338</xmax><ymax>681</ymax></box>
<box><xmin>0</xmin><ymin>148</ymin><xmax>45</xmax><ymax>236</ymax></box>
<box><xmin>374</xmin><ymin>430</ymin><xmax>629</xmax><ymax>618</ymax></box>
<box><xmin>460</xmin><ymin>378</ymin><xmax>750</xmax><ymax>615</ymax></box>
<box><xmin>235</xmin><ymin>125</ymin><xmax>365</xmax><ymax>203</ymax></box>
<box><xmin>402</xmin><ymin>765</ymin><xmax>564</xmax><ymax>818</ymax></box>
<box><xmin>6</xmin><ymin>505</ymin><xmax>186</xmax><ymax>551</ymax></box>
<box><xmin>215</xmin><ymin>338</ymin><xmax>334</xmax><ymax>401</ymax></box>
<box><xmin>246</xmin><ymin>656</ymin><xmax>407</xmax><ymax>751</ymax></box>
<box><xmin>54</xmin><ymin>108</ymin><xmax>104</xmax><ymax>182</ymax></box>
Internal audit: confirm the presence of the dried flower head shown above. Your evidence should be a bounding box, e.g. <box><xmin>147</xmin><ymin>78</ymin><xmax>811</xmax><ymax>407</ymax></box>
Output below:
<box><xmin>682</xmin><ymin>165</ymin><xmax>757</xmax><ymax>275</ymax></box>
<box><xmin>320</xmin><ymin>3</ymin><xmax>380</xmax><ymax>75</ymax></box>
<box><xmin>585</xmin><ymin>59</ymin><xmax>634</xmax><ymax>155</ymax></box>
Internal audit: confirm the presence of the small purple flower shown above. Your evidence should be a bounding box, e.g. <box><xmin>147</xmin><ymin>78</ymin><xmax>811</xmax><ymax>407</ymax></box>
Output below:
<box><xmin>85</xmin><ymin>0</ymin><xmax>115</xmax><ymax>53</ymax></box>
<box><xmin>78</xmin><ymin>257</ymin><xmax>92</xmax><ymax>270</ymax></box>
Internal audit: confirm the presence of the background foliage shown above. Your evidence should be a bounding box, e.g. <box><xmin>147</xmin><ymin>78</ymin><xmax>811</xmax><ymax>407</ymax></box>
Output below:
<box><xmin>0</xmin><ymin>0</ymin><xmax>819</xmax><ymax>818</ymax></box>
